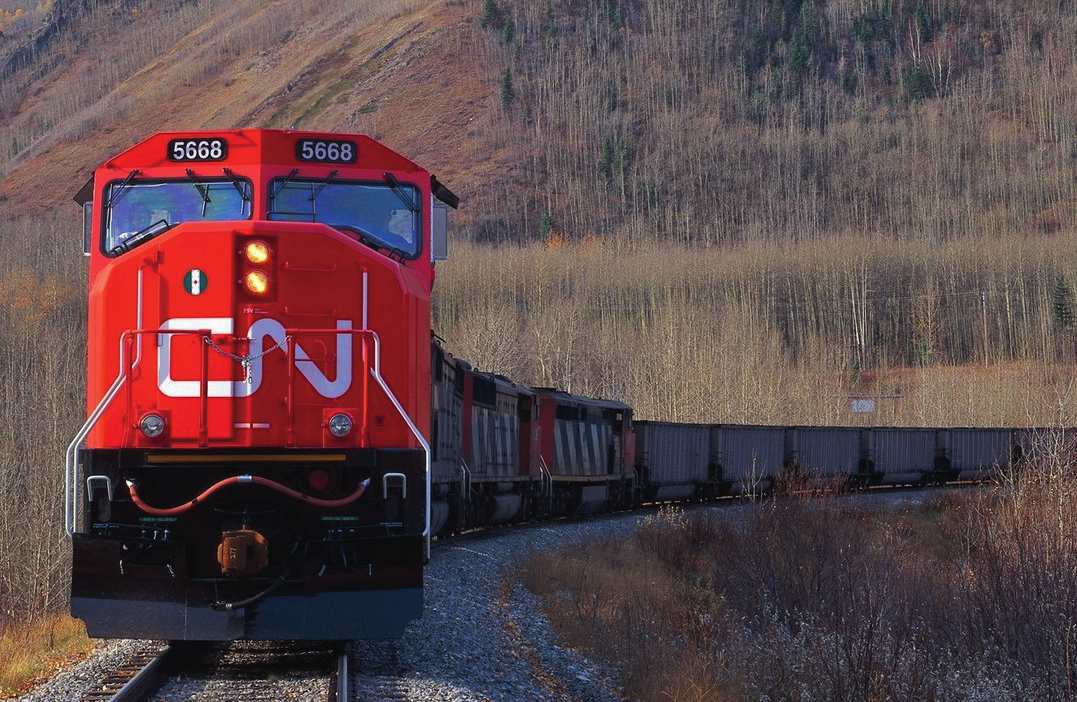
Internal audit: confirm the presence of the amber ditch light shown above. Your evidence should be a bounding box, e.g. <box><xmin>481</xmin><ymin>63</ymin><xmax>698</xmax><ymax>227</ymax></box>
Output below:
<box><xmin>244</xmin><ymin>240</ymin><xmax>270</xmax><ymax>264</ymax></box>
<box><xmin>244</xmin><ymin>270</ymin><xmax>270</xmax><ymax>295</ymax></box>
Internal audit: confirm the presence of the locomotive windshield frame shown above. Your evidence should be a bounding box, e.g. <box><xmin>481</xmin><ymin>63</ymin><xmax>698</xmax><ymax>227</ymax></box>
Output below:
<box><xmin>102</xmin><ymin>175</ymin><xmax>253</xmax><ymax>255</ymax></box>
<box><xmin>267</xmin><ymin>176</ymin><xmax>422</xmax><ymax>258</ymax></box>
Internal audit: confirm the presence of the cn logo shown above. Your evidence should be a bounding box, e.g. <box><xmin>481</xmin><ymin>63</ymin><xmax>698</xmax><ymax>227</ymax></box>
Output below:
<box><xmin>157</xmin><ymin>317</ymin><xmax>353</xmax><ymax>398</ymax></box>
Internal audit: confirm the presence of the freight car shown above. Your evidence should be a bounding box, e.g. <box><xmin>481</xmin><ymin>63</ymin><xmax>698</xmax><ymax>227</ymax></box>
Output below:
<box><xmin>428</xmin><ymin>347</ymin><xmax>1037</xmax><ymax>539</ymax></box>
<box><xmin>430</xmin><ymin>345</ymin><xmax>539</xmax><ymax>535</ymax></box>
<box><xmin>66</xmin><ymin>129</ymin><xmax>458</xmax><ymax>640</ymax></box>
<box><xmin>633</xmin><ymin>423</ymin><xmax>1033</xmax><ymax>497</ymax></box>
<box><xmin>429</xmin><ymin>342</ymin><xmax>636</xmax><ymax>534</ymax></box>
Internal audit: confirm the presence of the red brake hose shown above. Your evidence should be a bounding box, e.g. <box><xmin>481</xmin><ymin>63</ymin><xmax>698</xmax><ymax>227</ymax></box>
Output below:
<box><xmin>125</xmin><ymin>475</ymin><xmax>371</xmax><ymax>516</ymax></box>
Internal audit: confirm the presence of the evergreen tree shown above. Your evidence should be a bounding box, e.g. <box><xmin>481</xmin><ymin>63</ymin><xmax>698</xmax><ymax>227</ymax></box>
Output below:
<box><xmin>500</xmin><ymin>67</ymin><xmax>515</xmax><ymax>110</ymax></box>
<box><xmin>1052</xmin><ymin>275</ymin><xmax>1074</xmax><ymax>330</ymax></box>
<box><xmin>480</xmin><ymin>0</ymin><xmax>500</xmax><ymax>29</ymax></box>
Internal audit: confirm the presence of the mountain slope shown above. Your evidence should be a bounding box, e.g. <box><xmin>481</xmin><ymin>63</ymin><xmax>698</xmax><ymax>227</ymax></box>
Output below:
<box><xmin>4</xmin><ymin>0</ymin><xmax>1077</xmax><ymax>248</ymax></box>
<box><xmin>0</xmin><ymin>0</ymin><xmax>497</xmax><ymax>219</ymax></box>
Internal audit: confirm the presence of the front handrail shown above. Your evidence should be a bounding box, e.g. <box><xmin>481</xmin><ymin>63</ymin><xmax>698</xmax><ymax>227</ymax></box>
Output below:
<box><xmin>363</xmin><ymin>328</ymin><xmax>432</xmax><ymax>560</ymax></box>
<box><xmin>65</xmin><ymin>268</ymin><xmax>146</xmax><ymax>538</ymax></box>
<box><xmin>67</xmin><ymin>316</ymin><xmax>431</xmax><ymax>556</ymax></box>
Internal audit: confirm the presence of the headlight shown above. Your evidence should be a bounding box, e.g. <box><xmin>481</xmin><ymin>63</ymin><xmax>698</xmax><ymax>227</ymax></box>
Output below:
<box><xmin>140</xmin><ymin>413</ymin><xmax>166</xmax><ymax>438</ymax></box>
<box><xmin>244</xmin><ymin>270</ymin><xmax>270</xmax><ymax>295</ymax></box>
<box><xmin>327</xmin><ymin>412</ymin><xmax>353</xmax><ymax>437</ymax></box>
<box><xmin>244</xmin><ymin>240</ymin><xmax>270</xmax><ymax>264</ymax></box>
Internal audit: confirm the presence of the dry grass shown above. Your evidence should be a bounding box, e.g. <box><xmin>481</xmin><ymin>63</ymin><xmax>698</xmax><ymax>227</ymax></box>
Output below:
<box><xmin>0</xmin><ymin>614</ymin><xmax>94</xmax><ymax>698</ymax></box>
<box><xmin>522</xmin><ymin>533</ymin><xmax>744</xmax><ymax>701</ymax></box>
<box><xmin>524</xmin><ymin>462</ymin><xmax>1077</xmax><ymax>700</ymax></box>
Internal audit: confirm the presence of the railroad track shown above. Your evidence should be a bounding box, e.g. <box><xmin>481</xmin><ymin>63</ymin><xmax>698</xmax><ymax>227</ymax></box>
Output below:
<box><xmin>77</xmin><ymin>640</ymin><xmax>353</xmax><ymax>702</ymax></box>
<box><xmin>67</xmin><ymin>487</ymin><xmax>967</xmax><ymax>702</ymax></box>
<box><xmin>77</xmin><ymin>643</ymin><xmax>173</xmax><ymax>702</ymax></box>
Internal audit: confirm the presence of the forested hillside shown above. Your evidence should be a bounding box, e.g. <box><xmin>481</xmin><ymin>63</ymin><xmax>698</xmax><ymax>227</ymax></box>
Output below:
<box><xmin>433</xmin><ymin>0</ymin><xmax>1077</xmax><ymax>414</ymax></box>
<box><xmin>1</xmin><ymin>0</ymin><xmax>1076</xmax><ymax>633</ymax></box>
<box><xmin>473</xmin><ymin>0</ymin><xmax>1077</xmax><ymax>244</ymax></box>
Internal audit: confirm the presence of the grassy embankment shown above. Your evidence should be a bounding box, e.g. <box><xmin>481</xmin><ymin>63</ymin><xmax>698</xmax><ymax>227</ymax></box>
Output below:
<box><xmin>523</xmin><ymin>451</ymin><xmax>1077</xmax><ymax>700</ymax></box>
<box><xmin>0</xmin><ymin>615</ymin><xmax>92</xmax><ymax>698</ymax></box>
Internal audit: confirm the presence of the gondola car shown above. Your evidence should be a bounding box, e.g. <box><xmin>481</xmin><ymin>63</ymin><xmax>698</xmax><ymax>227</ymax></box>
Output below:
<box><xmin>634</xmin><ymin>421</ymin><xmax>711</xmax><ymax>502</ymax></box>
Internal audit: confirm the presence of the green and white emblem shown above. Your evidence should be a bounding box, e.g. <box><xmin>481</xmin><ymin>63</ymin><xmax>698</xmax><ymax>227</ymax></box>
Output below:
<box><xmin>183</xmin><ymin>269</ymin><xmax>208</xmax><ymax>295</ymax></box>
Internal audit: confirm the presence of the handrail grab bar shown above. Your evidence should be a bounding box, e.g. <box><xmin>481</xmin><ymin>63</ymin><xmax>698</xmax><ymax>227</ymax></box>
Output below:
<box><xmin>65</xmin><ymin>268</ymin><xmax>145</xmax><ymax>538</ymax></box>
<box><xmin>364</xmin><ymin>329</ymin><xmax>431</xmax><ymax>560</ymax></box>
<box><xmin>383</xmin><ymin>472</ymin><xmax>407</xmax><ymax>499</ymax></box>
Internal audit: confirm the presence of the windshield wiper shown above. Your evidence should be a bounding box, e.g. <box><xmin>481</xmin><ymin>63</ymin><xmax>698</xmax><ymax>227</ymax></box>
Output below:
<box><xmin>270</xmin><ymin>168</ymin><xmax>300</xmax><ymax>199</ymax></box>
<box><xmin>383</xmin><ymin>172</ymin><xmax>419</xmax><ymax>212</ymax></box>
<box><xmin>331</xmin><ymin>223</ymin><xmax>382</xmax><ymax>248</ymax></box>
<box><xmin>185</xmin><ymin>169</ymin><xmax>212</xmax><ymax>216</ymax></box>
<box><xmin>223</xmin><ymin>167</ymin><xmax>252</xmax><ymax>214</ymax></box>
<box><xmin>330</xmin><ymin>224</ymin><xmax>407</xmax><ymax>259</ymax></box>
<box><xmin>106</xmin><ymin>170</ymin><xmax>141</xmax><ymax>208</ymax></box>
<box><xmin>109</xmin><ymin>219</ymin><xmax>172</xmax><ymax>256</ymax></box>
<box><xmin>309</xmin><ymin>170</ymin><xmax>338</xmax><ymax>203</ymax></box>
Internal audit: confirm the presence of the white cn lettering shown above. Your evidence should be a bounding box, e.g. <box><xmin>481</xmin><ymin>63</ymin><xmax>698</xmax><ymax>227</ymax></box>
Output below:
<box><xmin>157</xmin><ymin>317</ymin><xmax>353</xmax><ymax>399</ymax></box>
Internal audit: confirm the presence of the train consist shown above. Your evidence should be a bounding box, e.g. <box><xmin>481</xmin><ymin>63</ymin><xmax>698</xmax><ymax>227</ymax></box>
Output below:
<box><xmin>66</xmin><ymin>129</ymin><xmax>1056</xmax><ymax>644</ymax></box>
<box><xmin>430</xmin><ymin>344</ymin><xmax>1060</xmax><ymax>535</ymax></box>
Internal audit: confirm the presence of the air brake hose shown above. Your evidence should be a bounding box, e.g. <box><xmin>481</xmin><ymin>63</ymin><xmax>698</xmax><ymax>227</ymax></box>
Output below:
<box><xmin>125</xmin><ymin>475</ymin><xmax>371</xmax><ymax>516</ymax></box>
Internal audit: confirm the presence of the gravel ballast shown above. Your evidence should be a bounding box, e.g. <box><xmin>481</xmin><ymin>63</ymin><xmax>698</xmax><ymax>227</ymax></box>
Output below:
<box><xmin>12</xmin><ymin>514</ymin><xmax>641</xmax><ymax>702</ymax></box>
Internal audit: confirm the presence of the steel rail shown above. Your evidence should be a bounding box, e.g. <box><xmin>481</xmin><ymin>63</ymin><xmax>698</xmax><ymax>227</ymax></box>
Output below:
<box><xmin>79</xmin><ymin>645</ymin><xmax>172</xmax><ymax>702</ymax></box>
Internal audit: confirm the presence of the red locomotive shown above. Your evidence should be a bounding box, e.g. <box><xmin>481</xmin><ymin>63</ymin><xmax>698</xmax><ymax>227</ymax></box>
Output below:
<box><xmin>66</xmin><ymin>129</ymin><xmax>457</xmax><ymax>640</ymax></box>
<box><xmin>428</xmin><ymin>344</ymin><xmax>637</xmax><ymax>535</ymax></box>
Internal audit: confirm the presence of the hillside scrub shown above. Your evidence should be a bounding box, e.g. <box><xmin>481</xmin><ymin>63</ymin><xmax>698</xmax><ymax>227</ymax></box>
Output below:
<box><xmin>473</xmin><ymin>0</ymin><xmax>1077</xmax><ymax>248</ymax></box>
<box><xmin>522</xmin><ymin>457</ymin><xmax>1077</xmax><ymax>700</ymax></box>
<box><xmin>0</xmin><ymin>0</ymin><xmax>1075</xmax><ymax>251</ymax></box>
<box><xmin>434</xmin><ymin>237</ymin><xmax>1077</xmax><ymax>426</ymax></box>
<box><xmin>0</xmin><ymin>215</ymin><xmax>86</xmax><ymax>627</ymax></box>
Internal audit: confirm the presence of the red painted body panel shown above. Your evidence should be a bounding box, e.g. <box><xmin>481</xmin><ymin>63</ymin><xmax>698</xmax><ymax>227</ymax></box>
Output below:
<box><xmin>84</xmin><ymin>130</ymin><xmax>432</xmax><ymax>451</ymax></box>
<box><xmin>533</xmin><ymin>388</ymin><xmax>634</xmax><ymax>478</ymax></box>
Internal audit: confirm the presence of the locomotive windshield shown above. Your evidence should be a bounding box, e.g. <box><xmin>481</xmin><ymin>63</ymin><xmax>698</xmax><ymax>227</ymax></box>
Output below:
<box><xmin>267</xmin><ymin>177</ymin><xmax>421</xmax><ymax>258</ymax></box>
<box><xmin>103</xmin><ymin>176</ymin><xmax>252</xmax><ymax>255</ymax></box>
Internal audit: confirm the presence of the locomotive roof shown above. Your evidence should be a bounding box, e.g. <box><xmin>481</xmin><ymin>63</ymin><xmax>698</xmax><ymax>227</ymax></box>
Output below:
<box><xmin>97</xmin><ymin>128</ymin><xmax>426</xmax><ymax>174</ymax></box>
<box><xmin>532</xmin><ymin>387</ymin><xmax>631</xmax><ymax>411</ymax></box>
<box><xmin>458</xmin><ymin>361</ymin><xmax>536</xmax><ymax>397</ymax></box>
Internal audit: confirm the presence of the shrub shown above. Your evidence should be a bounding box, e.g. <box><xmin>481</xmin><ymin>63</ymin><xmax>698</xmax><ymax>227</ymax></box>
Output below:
<box><xmin>524</xmin><ymin>474</ymin><xmax>1077</xmax><ymax>700</ymax></box>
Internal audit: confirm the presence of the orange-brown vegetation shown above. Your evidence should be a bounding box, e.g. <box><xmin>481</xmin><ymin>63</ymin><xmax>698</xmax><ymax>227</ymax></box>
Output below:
<box><xmin>434</xmin><ymin>239</ymin><xmax>1077</xmax><ymax>427</ymax></box>
<box><xmin>525</xmin><ymin>457</ymin><xmax>1077</xmax><ymax>699</ymax></box>
<box><xmin>0</xmin><ymin>614</ymin><xmax>93</xmax><ymax>698</ymax></box>
<box><xmin>1</xmin><ymin>0</ymin><xmax>1077</xmax><ymax>689</ymax></box>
